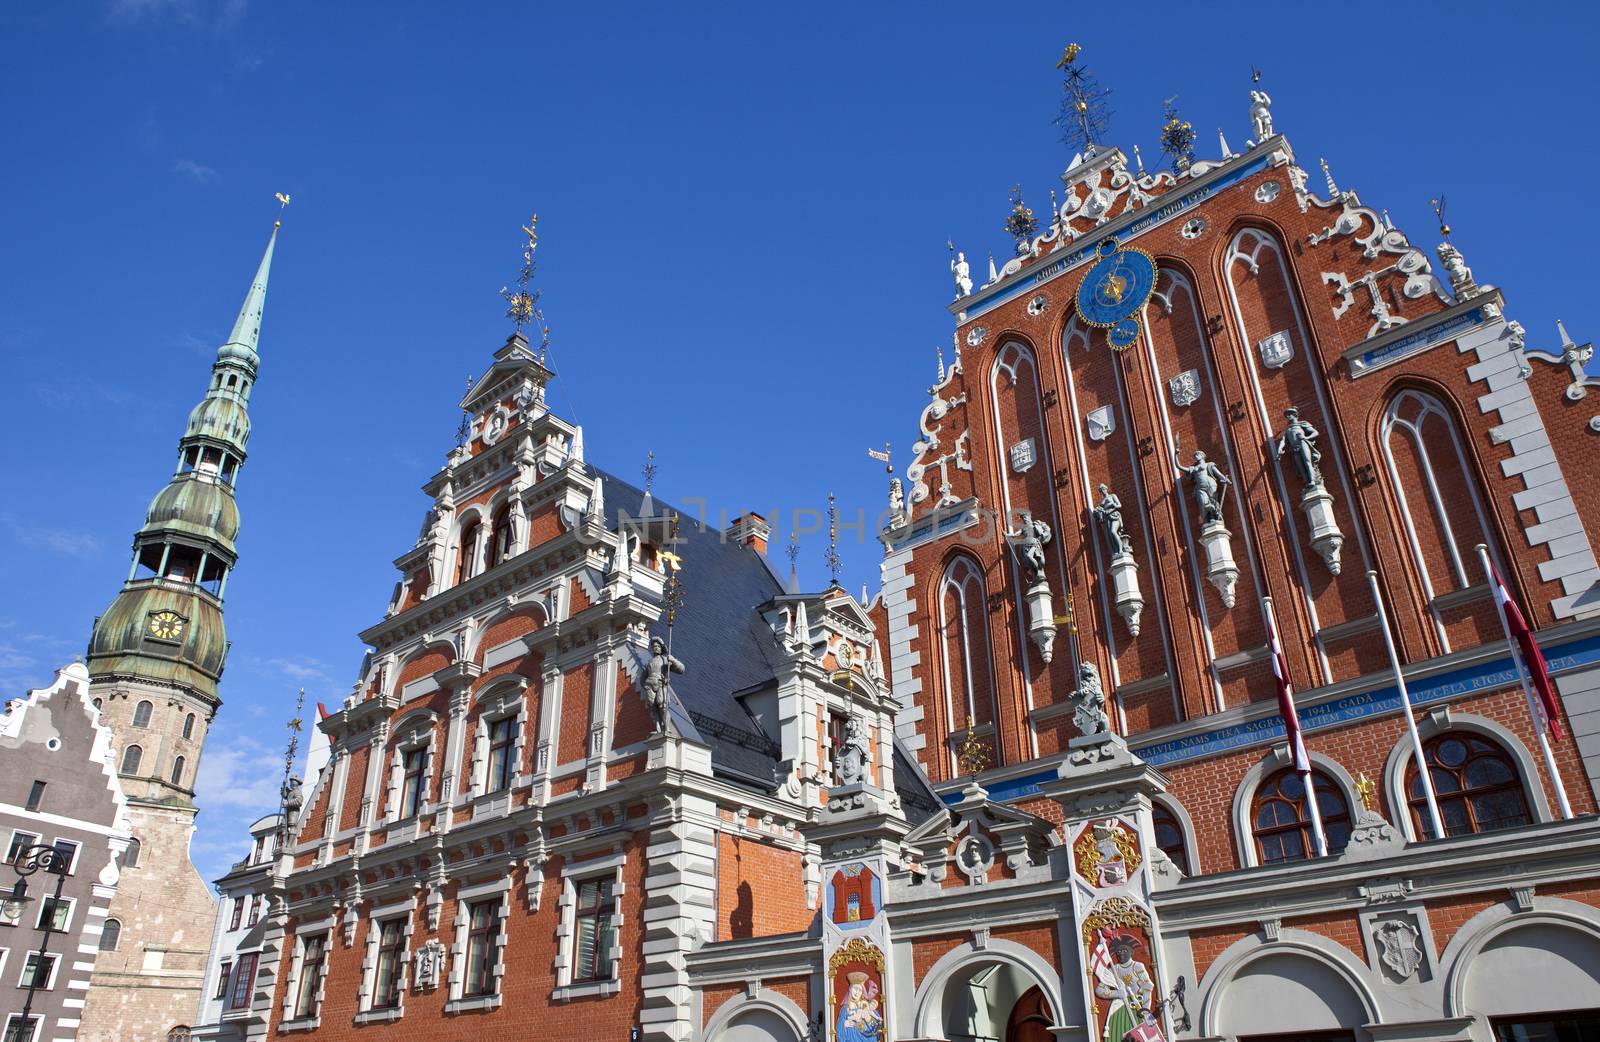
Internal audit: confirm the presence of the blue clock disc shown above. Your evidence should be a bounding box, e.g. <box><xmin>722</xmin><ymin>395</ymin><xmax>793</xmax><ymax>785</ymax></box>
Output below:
<box><xmin>1108</xmin><ymin>319</ymin><xmax>1140</xmax><ymax>350</ymax></box>
<box><xmin>1075</xmin><ymin>244</ymin><xmax>1158</xmax><ymax>329</ymax></box>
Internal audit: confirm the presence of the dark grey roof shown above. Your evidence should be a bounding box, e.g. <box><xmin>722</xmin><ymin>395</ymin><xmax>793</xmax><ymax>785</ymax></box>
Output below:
<box><xmin>892</xmin><ymin>742</ymin><xmax>944</xmax><ymax>826</ymax></box>
<box><xmin>595</xmin><ymin>470</ymin><xmax>787</xmax><ymax>790</ymax></box>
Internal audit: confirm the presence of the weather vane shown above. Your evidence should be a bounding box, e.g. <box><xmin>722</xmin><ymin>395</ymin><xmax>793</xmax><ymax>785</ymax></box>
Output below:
<box><xmin>786</xmin><ymin>530</ymin><xmax>800</xmax><ymax>589</ymax></box>
<box><xmin>824</xmin><ymin>492</ymin><xmax>843</xmax><ymax>586</ymax></box>
<box><xmin>455</xmin><ymin>374</ymin><xmax>474</xmax><ymax>449</ymax></box>
<box><xmin>275</xmin><ymin>688</ymin><xmax>306</xmax><ymax>851</ymax></box>
<box><xmin>1054</xmin><ymin>42</ymin><xmax>1111</xmax><ymax>157</ymax></box>
<box><xmin>1160</xmin><ymin>96</ymin><xmax>1196</xmax><ymax>171</ymax></box>
<box><xmin>273</xmin><ymin>192</ymin><xmax>291</xmax><ymax>227</ymax></box>
<box><xmin>1430</xmin><ymin>195</ymin><xmax>1450</xmax><ymax>239</ymax></box>
<box><xmin>867</xmin><ymin>442</ymin><xmax>892</xmax><ymax>474</ymax></box>
<box><xmin>642</xmin><ymin>450</ymin><xmax>657</xmax><ymax>494</ymax></box>
<box><xmin>500</xmin><ymin>213</ymin><xmax>545</xmax><ymax>338</ymax></box>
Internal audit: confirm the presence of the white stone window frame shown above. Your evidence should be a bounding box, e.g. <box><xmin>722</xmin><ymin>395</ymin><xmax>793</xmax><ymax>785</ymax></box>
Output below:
<box><xmin>469</xmin><ymin>682</ymin><xmax>529</xmax><ymax>801</ymax></box>
<box><xmin>384</xmin><ymin>713</ymin><xmax>438</xmax><ymax>825</ymax></box>
<box><xmin>1230</xmin><ymin>745</ymin><xmax>1361</xmax><ymax>868</ymax></box>
<box><xmin>3</xmin><ymin>1015</ymin><xmax>40</xmax><ymax>1042</ymax></box>
<box><xmin>355</xmin><ymin>896</ymin><xmax>417</xmax><ymax>1023</ymax></box>
<box><xmin>1379</xmin><ymin>709</ymin><xmax>1552</xmax><ymax>841</ymax></box>
<box><xmin>280</xmin><ymin>917</ymin><xmax>335</xmax><ymax>1032</ymax></box>
<box><xmin>4</xmin><ymin>828</ymin><xmax>39</xmax><ymax>865</ymax></box>
<box><xmin>445</xmin><ymin>877</ymin><xmax>511</xmax><ymax>1014</ymax></box>
<box><xmin>47</xmin><ymin>838</ymin><xmax>81</xmax><ymax>875</ymax></box>
<box><xmin>19</xmin><ymin>948</ymin><xmax>62</xmax><ymax>990</ymax></box>
<box><xmin>1378</xmin><ymin>389</ymin><xmax>1500</xmax><ymax>652</ymax></box>
<box><xmin>552</xmin><ymin>850</ymin><xmax>626</xmax><ymax>1001</ymax></box>
<box><xmin>0</xmin><ymin>948</ymin><xmax>9</xmax><ymax>980</ymax></box>
<box><xmin>1151</xmin><ymin>795</ymin><xmax>1202</xmax><ymax>877</ymax></box>
<box><xmin>34</xmin><ymin>894</ymin><xmax>75</xmax><ymax>933</ymax></box>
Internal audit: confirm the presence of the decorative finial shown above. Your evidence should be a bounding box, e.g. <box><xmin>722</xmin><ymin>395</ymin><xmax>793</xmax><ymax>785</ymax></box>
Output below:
<box><xmin>1132</xmin><ymin>143</ymin><xmax>1144</xmax><ymax>174</ymax></box>
<box><xmin>867</xmin><ymin>442</ymin><xmax>892</xmax><ymax>475</ymax></box>
<box><xmin>276</xmin><ymin>687</ymin><xmax>307</xmax><ymax>850</ymax></box>
<box><xmin>455</xmin><ymin>374</ymin><xmax>474</xmax><ymax>449</ymax></box>
<box><xmin>1004</xmin><ymin>185</ymin><xmax>1038</xmax><ymax>255</ymax></box>
<box><xmin>500</xmin><ymin>213</ymin><xmax>544</xmax><ymax>337</ymax></box>
<box><xmin>662</xmin><ymin>513</ymin><xmax>685</xmax><ymax>653</ymax></box>
<box><xmin>956</xmin><ymin>715</ymin><xmax>991</xmax><ymax>775</ymax></box>
<box><xmin>273</xmin><ymin>191</ymin><xmax>290</xmax><ymax>227</ymax></box>
<box><xmin>1355</xmin><ymin>772</ymin><xmax>1377</xmax><ymax>812</ymax></box>
<box><xmin>1320</xmin><ymin>158</ymin><xmax>1339</xmax><ymax>198</ymax></box>
<box><xmin>1054</xmin><ymin>42</ymin><xmax>1111</xmax><ymax>156</ymax></box>
<box><xmin>1217</xmin><ymin>127</ymin><xmax>1233</xmax><ymax>159</ymax></box>
<box><xmin>1430</xmin><ymin>195</ymin><xmax>1450</xmax><ymax>239</ymax></box>
<box><xmin>1160</xmin><ymin>96</ymin><xmax>1196</xmax><ymax>171</ymax></box>
<box><xmin>786</xmin><ymin>530</ymin><xmax>800</xmax><ymax>590</ymax></box>
<box><xmin>824</xmin><ymin>492</ymin><xmax>842</xmax><ymax>586</ymax></box>
<box><xmin>642</xmin><ymin>450</ymin><xmax>657</xmax><ymax>494</ymax></box>
<box><xmin>1251</xmin><ymin>64</ymin><xmax>1262</xmax><ymax>84</ymax></box>
<box><xmin>936</xmin><ymin>343</ymin><xmax>945</xmax><ymax>383</ymax></box>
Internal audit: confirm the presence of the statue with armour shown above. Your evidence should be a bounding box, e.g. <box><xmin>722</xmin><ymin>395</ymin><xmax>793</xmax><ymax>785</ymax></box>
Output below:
<box><xmin>1014</xmin><ymin>518</ymin><xmax>1052</xmax><ymax>587</ymax></box>
<box><xmin>1175</xmin><ymin>451</ymin><xmax>1232</xmax><ymax>525</ymax></box>
<box><xmin>1276</xmin><ymin>407</ymin><xmax>1323</xmax><ymax>490</ymax></box>
<box><xmin>642</xmin><ymin>636</ymin><xmax>685</xmax><ymax>734</ymax></box>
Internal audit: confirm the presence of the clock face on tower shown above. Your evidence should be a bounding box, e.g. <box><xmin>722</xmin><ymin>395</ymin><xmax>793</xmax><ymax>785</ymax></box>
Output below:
<box><xmin>1075</xmin><ymin>239</ymin><xmax>1157</xmax><ymax>351</ymax></box>
<box><xmin>147</xmin><ymin>610</ymin><xmax>186</xmax><ymax>641</ymax></box>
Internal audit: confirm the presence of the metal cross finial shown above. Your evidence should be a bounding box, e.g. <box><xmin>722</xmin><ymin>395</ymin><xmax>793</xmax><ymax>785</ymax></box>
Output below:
<box><xmin>824</xmin><ymin>492</ymin><xmax>843</xmax><ymax>585</ymax></box>
<box><xmin>456</xmin><ymin>374</ymin><xmax>474</xmax><ymax>449</ymax></box>
<box><xmin>1430</xmin><ymin>195</ymin><xmax>1450</xmax><ymax>239</ymax></box>
<box><xmin>1054</xmin><ymin>42</ymin><xmax>1110</xmax><ymax>156</ymax></box>
<box><xmin>642</xmin><ymin>450</ymin><xmax>657</xmax><ymax>493</ymax></box>
<box><xmin>501</xmin><ymin>212</ymin><xmax>544</xmax><ymax>336</ymax></box>
<box><xmin>786</xmin><ymin>530</ymin><xmax>800</xmax><ymax>583</ymax></box>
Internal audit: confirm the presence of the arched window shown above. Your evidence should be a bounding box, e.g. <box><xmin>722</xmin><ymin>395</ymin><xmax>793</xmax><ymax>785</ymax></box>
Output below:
<box><xmin>167</xmin><ymin>1027</ymin><xmax>192</xmax><ymax>1042</ymax></box>
<box><xmin>1152</xmin><ymin>801</ymin><xmax>1191</xmax><ymax>876</ymax></box>
<box><xmin>488</xmin><ymin>504</ymin><xmax>515</xmax><ymax>568</ymax></box>
<box><xmin>100</xmin><ymin>918</ymin><xmax>121</xmax><ymax>951</ymax></box>
<box><xmin>121</xmin><ymin>745</ymin><xmax>143</xmax><ymax>775</ymax></box>
<box><xmin>938</xmin><ymin>556</ymin><xmax>997</xmax><ymax>775</ymax></box>
<box><xmin>182</xmin><ymin>713</ymin><xmax>196</xmax><ymax>739</ymax></box>
<box><xmin>123</xmin><ymin>838</ymin><xmax>141</xmax><ymax>870</ymax></box>
<box><xmin>1252</xmin><ymin>767</ymin><xmax>1352</xmax><ymax>864</ymax></box>
<box><xmin>1380</xmin><ymin>390</ymin><xmax>1496</xmax><ymax>617</ymax></box>
<box><xmin>93</xmin><ymin>697</ymin><xmax>102</xmax><ymax>711</ymax></box>
<box><xmin>456</xmin><ymin>521</ymin><xmax>480</xmax><ymax>586</ymax></box>
<box><xmin>1406</xmin><ymin>732</ymin><xmax>1531</xmax><ymax>839</ymax></box>
<box><xmin>133</xmin><ymin>700</ymin><xmax>153</xmax><ymax>728</ymax></box>
<box><xmin>171</xmin><ymin>756</ymin><xmax>187</xmax><ymax>786</ymax></box>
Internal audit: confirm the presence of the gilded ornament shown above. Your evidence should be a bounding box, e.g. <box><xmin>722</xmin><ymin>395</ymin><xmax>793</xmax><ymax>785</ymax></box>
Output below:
<box><xmin>1073</xmin><ymin>818</ymin><xmax>1142</xmax><ymax>884</ymax></box>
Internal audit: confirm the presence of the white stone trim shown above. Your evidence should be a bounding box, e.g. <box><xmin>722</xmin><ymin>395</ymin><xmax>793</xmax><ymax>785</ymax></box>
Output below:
<box><xmin>1195</xmin><ymin>929</ymin><xmax>1383</xmax><ymax>1036</ymax></box>
<box><xmin>446</xmin><ymin>879</ymin><xmax>511</xmax><ymax>1007</ymax></box>
<box><xmin>1230</xmin><ymin>747</ymin><xmax>1361</xmax><ymax>868</ymax></box>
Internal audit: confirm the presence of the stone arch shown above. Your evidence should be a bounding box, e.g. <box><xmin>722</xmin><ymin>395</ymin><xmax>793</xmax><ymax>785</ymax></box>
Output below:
<box><xmin>1198</xmin><ymin>930</ymin><xmax>1382</xmax><ymax>1037</ymax></box>
<box><xmin>702</xmin><ymin>988</ymin><xmax>810</xmax><ymax>1042</ymax></box>
<box><xmin>910</xmin><ymin>938</ymin><xmax>1064</xmax><ymax>1040</ymax></box>
<box><xmin>1440</xmin><ymin>899</ymin><xmax>1600</xmax><ymax>1020</ymax></box>
<box><xmin>935</xmin><ymin>551</ymin><xmax>999</xmax><ymax>777</ymax></box>
<box><xmin>1231</xmin><ymin>747</ymin><xmax>1361</xmax><ymax>868</ymax></box>
<box><xmin>1380</xmin><ymin>710</ymin><xmax>1551</xmax><ymax>840</ymax></box>
<box><xmin>470</xmin><ymin>602</ymin><xmax>549</xmax><ymax>664</ymax></box>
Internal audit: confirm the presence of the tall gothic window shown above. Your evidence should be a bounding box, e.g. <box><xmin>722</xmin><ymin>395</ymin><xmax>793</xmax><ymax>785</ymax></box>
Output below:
<box><xmin>99</xmin><ymin>918</ymin><xmax>121</xmax><ymax>951</ymax></box>
<box><xmin>182</xmin><ymin>713</ymin><xmax>196</xmax><ymax>739</ymax></box>
<box><xmin>456</xmin><ymin>520</ymin><xmax>480</xmax><ymax>586</ymax></box>
<box><xmin>1252</xmin><ymin>767</ymin><xmax>1352</xmax><ymax>864</ymax></box>
<box><xmin>938</xmin><ymin>556</ymin><xmax>997</xmax><ymax>774</ymax></box>
<box><xmin>133</xmin><ymin>700</ymin><xmax>153</xmax><ymax>727</ymax></box>
<box><xmin>1407</xmin><ymin>732</ymin><xmax>1531</xmax><ymax>839</ymax></box>
<box><xmin>121</xmin><ymin>745</ymin><xmax>143</xmax><ymax>775</ymax></box>
<box><xmin>486</xmin><ymin>717</ymin><xmax>516</xmax><ymax>794</ymax></box>
<box><xmin>399</xmin><ymin>747</ymin><xmax>428</xmax><ymax>819</ymax></box>
<box><xmin>488</xmin><ymin>504</ymin><xmax>515</xmax><ymax>568</ymax></box>
<box><xmin>170</xmin><ymin>756</ymin><xmax>186</xmax><ymax>786</ymax></box>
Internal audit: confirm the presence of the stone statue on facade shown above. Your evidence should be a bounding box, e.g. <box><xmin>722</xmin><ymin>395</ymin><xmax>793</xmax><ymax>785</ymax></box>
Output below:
<box><xmin>1071</xmin><ymin>661</ymin><xmax>1109</xmax><ymax>736</ymax></box>
<box><xmin>951</xmin><ymin>251</ymin><xmax>973</xmax><ymax>298</ymax></box>
<box><xmin>281</xmin><ymin>775</ymin><xmax>304</xmax><ymax>819</ymax></box>
<box><xmin>887</xmin><ymin>477</ymin><xmax>906</xmax><ymax>529</ymax></box>
<box><xmin>642</xmin><ymin>636</ymin><xmax>685</xmax><ymax>735</ymax></box>
<box><xmin>1093</xmin><ymin>484</ymin><xmax>1131</xmax><ymax>557</ymax></box>
<box><xmin>834</xmin><ymin>714</ymin><xmax>871</xmax><ymax>787</ymax></box>
<box><xmin>1436</xmin><ymin>242</ymin><xmax>1478</xmax><ymax>299</ymax></box>
<box><xmin>1275</xmin><ymin>407</ymin><xmax>1323</xmax><ymax>490</ymax></box>
<box><xmin>1175</xmin><ymin>451</ymin><xmax>1232</xmax><ymax>525</ymax></box>
<box><xmin>1014</xmin><ymin>518</ymin><xmax>1052</xmax><ymax>588</ymax></box>
<box><xmin>1249</xmin><ymin>89</ymin><xmax>1274</xmax><ymax>140</ymax></box>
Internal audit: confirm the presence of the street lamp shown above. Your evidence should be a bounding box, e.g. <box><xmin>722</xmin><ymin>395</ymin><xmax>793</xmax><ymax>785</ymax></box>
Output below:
<box><xmin>5</xmin><ymin>844</ymin><xmax>72</xmax><ymax>1042</ymax></box>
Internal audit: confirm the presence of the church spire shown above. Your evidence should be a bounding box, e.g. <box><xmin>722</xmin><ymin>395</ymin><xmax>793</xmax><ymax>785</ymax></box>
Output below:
<box><xmin>220</xmin><ymin>222</ymin><xmax>277</xmax><ymax>365</ymax></box>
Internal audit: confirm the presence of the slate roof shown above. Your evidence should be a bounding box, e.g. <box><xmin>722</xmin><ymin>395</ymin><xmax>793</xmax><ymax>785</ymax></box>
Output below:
<box><xmin>593</xmin><ymin>468</ymin><xmax>944</xmax><ymax>822</ymax></box>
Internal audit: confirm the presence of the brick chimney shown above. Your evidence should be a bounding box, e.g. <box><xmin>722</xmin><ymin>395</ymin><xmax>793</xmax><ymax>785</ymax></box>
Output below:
<box><xmin>726</xmin><ymin>512</ymin><xmax>771</xmax><ymax>555</ymax></box>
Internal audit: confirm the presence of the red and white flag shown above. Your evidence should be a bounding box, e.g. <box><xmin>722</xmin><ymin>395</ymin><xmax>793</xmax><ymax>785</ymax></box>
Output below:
<box><xmin>1268</xmin><ymin>622</ymin><xmax>1311</xmax><ymax>773</ymax></box>
<box><xmin>1488</xmin><ymin>561</ymin><xmax>1565</xmax><ymax>739</ymax></box>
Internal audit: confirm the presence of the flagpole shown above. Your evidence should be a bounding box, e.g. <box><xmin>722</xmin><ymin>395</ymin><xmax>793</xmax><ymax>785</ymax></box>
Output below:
<box><xmin>1262</xmin><ymin>596</ymin><xmax>1327</xmax><ymax>858</ymax></box>
<box><xmin>1475</xmin><ymin>544</ymin><xmax>1573</xmax><ymax>819</ymax></box>
<box><xmin>1365</xmin><ymin>570</ymin><xmax>1445</xmax><ymax>840</ymax></box>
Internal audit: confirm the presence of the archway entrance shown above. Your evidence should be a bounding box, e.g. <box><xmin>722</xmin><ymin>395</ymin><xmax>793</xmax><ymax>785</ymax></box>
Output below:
<box><xmin>931</xmin><ymin>958</ymin><xmax>1057</xmax><ymax>1041</ymax></box>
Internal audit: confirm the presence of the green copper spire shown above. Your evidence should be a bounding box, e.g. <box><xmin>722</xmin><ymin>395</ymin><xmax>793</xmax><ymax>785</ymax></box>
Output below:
<box><xmin>88</xmin><ymin>220</ymin><xmax>282</xmax><ymax>705</ymax></box>
<box><xmin>218</xmin><ymin>222</ymin><xmax>277</xmax><ymax>368</ymax></box>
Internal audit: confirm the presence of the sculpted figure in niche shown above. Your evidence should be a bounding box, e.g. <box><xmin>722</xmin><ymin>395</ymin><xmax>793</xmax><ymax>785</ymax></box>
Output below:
<box><xmin>1275</xmin><ymin>407</ymin><xmax>1323</xmax><ymax>490</ymax></box>
<box><xmin>834</xmin><ymin>714</ymin><xmax>871</xmax><ymax>787</ymax></box>
<box><xmin>1175</xmin><ymin>450</ymin><xmax>1232</xmax><ymax>525</ymax></box>
<box><xmin>642</xmin><ymin>636</ymin><xmax>685</xmax><ymax>735</ymax></box>
<box><xmin>1093</xmin><ymin>484</ymin><xmax>1132</xmax><ymax>557</ymax></box>
<box><xmin>1013</xmin><ymin>517</ymin><xmax>1052</xmax><ymax>587</ymax></box>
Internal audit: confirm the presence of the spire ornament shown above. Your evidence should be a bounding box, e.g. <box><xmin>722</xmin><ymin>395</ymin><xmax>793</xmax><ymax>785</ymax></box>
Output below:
<box><xmin>642</xmin><ymin>450</ymin><xmax>657</xmax><ymax>495</ymax></box>
<box><xmin>824</xmin><ymin>492</ymin><xmax>843</xmax><ymax>587</ymax></box>
<box><xmin>276</xmin><ymin>688</ymin><xmax>307</xmax><ymax>853</ymax></box>
<box><xmin>1004</xmin><ymin>185</ymin><xmax>1039</xmax><ymax>255</ymax></box>
<box><xmin>786</xmin><ymin>531</ymin><xmax>800</xmax><ymax>593</ymax></box>
<box><xmin>1160</xmin><ymin>97</ymin><xmax>1196</xmax><ymax>171</ymax></box>
<box><xmin>499</xmin><ymin>214</ymin><xmax>547</xmax><ymax>342</ymax></box>
<box><xmin>1054</xmin><ymin>42</ymin><xmax>1111</xmax><ymax>157</ymax></box>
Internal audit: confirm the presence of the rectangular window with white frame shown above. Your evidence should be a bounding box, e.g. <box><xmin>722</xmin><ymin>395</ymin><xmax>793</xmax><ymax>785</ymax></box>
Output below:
<box><xmin>3</xmin><ymin>1013</ymin><xmax>42</xmax><ymax>1042</ymax></box>
<box><xmin>446</xmin><ymin>879</ymin><xmax>510</xmax><ymax>1012</ymax></box>
<box><xmin>288</xmin><ymin>928</ymin><xmax>330</xmax><ymax>1024</ymax></box>
<box><xmin>553</xmin><ymin>852</ymin><xmax>625</xmax><ymax>1000</ymax></box>
<box><xmin>19</xmin><ymin>951</ymin><xmax>58</xmax><ymax>991</ymax></box>
<box><xmin>227</xmin><ymin>951</ymin><xmax>258</xmax><ymax>1011</ymax></box>
<box><xmin>34</xmin><ymin>897</ymin><xmax>72</xmax><ymax>933</ymax></box>
<box><xmin>4</xmin><ymin>831</ymin><xmax>37</xmax><ymax>865</ymax></box>
<box><xmin>356</xmin><ymin>900</ymin><xmax>415</xmax><ymax>1021</ymax></box>
<box><xmin>48</xmin><ymin>839</ymin><xmax>79</xmax><ymax>875</ymax></box>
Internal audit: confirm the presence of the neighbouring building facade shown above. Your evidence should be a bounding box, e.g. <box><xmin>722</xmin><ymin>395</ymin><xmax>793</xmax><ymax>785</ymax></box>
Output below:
<box><xmin>75</xmin><ymin>224</ymin><xmax>281</xmax><ymax>1042</ymax></box>
<box><xmin>216</xmin><ymin>85</ymin><xmax>1600</xmax><ymax>1042</ymax></box>
<box><xmin>0</xmin><ymin>663</ymin><xmax>133</xmax><ymax>1042</ymax></box>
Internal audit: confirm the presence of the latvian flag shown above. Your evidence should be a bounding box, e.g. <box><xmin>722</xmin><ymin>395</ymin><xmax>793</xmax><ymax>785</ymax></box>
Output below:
<box><xmin>1488</xmin><ymin>561</ymin><xmax>1566</xmax><ymax>739</ymax></box>
<box><xmin>1269</xmin><ymin>621</ymin><xmax>1311</xmax><ymax>773</ymax></box>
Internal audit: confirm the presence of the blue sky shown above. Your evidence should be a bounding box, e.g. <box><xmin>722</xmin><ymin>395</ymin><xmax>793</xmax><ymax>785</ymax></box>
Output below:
<box><xmin>1</xmin><ymin>1</ymin><xmax>1594</xmax><ymax>882</ymax></box>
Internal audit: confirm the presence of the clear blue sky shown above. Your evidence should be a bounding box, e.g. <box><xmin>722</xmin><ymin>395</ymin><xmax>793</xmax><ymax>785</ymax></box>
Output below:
<box><xmin>2</xmin><ymin>1</ymin><xmax>1594</xmax><ymax>881</ymax></box>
